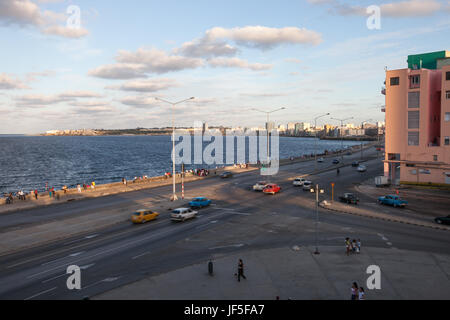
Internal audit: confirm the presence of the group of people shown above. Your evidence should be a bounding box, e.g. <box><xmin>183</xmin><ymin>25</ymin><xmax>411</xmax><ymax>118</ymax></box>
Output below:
<box><xmin>345</xmin><ymin>238</ymin><xmax>361</xmax><ymax>256</ymax></box>
<box><xmin>351</xmin><ymin>282</ymin><xmax>366</xmax><ymax>300</ymax></box>
<box><xmin>76</xmin><ymin>182</ymin><xmax>96</xmax><ymax>193</ymax></box>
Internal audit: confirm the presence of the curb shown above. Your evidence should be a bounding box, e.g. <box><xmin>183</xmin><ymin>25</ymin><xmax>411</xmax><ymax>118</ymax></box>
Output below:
<box><xmin>319</xmin><ymin>203</ymin><xmax>450</xmax><ymax>231</ymax></box>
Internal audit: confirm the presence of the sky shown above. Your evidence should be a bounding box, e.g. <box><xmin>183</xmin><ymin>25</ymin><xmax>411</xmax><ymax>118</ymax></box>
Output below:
<box><xmin>0</xmin><ymin>0</ymin><xmax>449</xmax><ymax>134</ymax></box>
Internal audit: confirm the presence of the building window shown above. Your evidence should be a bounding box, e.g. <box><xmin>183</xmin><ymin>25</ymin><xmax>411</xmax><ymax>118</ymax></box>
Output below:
<box><xmin>408</xmin><ymin>132</ymin><xmax>419</xmax><ymax>146</ymax></box>
<box><xmin>445</xmin><ymin>137</ymin><xmax>450</xmax><ymax>146</ymax></box>
<box><xmin>410</xmin><ymin>75</ymin><xmax>420</xmax><ymax>88</ymax></box>
<box><xmin>446</xmin><ymin>113</ymin><xmax>450</xmax><ymax>121</ymax></box>
<box><xmin>408</xmin><ymin>92</ymin><xmax>420</xmax><ymax>108</ymax></box>
<box><xmin>447</xmin><ymin>71</ymin><xmax>450</xmax><ymax>81</ymax></box>
<box><xmin>390</xmin><ymin>77</ymin><xmax>400</xmax><ymax>86</ymax></box>
<box><xmin>408</xmin><ymin>111</ymin><xmax>420</xmax><ymax>129</ymax></box>
<box><xmin>433</xmin><ymin>155</ymin><xmax>438</xmax><ymax>162</ymax></box>
<box><xmin>446</xmin><ymin>91</ymin><xmax>450</xmax><ymax>99</ymax></box>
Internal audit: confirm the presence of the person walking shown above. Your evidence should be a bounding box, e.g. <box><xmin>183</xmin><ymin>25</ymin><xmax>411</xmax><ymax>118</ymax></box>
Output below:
<box><xmin>34</xmin><ymin>189</ymin><xmax>38</xmax><ymax>200</ymax></box>
<box><xmin>77</xmin><ymin>184</ymin><xmax>82</xmax><ymax>193</ymax></box>
<box><xmin>237</xmin><ymin>259</ymin><xmax>247</xmax><ymax>282</ymax></box>
<box><xmin>356</xmin><ymin>239</ymin><xmax>361</xmax><ymax>254</ymax></box>
<box><xmin>351</xmin><ymin>282</ymin><xmax>359</xmax><ymax>300</ymax></box>
<box><xmin>352</xmin><ymin>239</ymin><xmax>357</xmax><ymax>254</ymax></box>
<box><xmin>358</xmin><ymin>287</ymin><xmax>365</xmax><ymax>300</ymax></box>
<box><xmin>91</xmin><ymin>181</ymin><xmax>95</xmax><ymax>190</ymax></box>
<box><xmin>345</xmin><ymin>238</ymin><xmax>351</xmax><ymax>256</ymax></box>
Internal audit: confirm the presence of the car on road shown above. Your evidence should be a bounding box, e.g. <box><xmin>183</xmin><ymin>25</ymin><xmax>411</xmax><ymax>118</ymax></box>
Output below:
<box><xmin>293</xmin><ymin>178</ymin><xmax>307</xmax><ymax>187</ymax></box>
<box><xmin>339</xmin><ymin>193</ymin><xmax>359</xmax><ymax>205</ymax></box>
<box><xmin>332</xmin><ymin>159</ymin><xmax>340</xmax><ymax>165</ymax></box>
<box><xmin>352</xmin><ymin>161</ymin><xmax>360</xmax><ymax>167</ymax></box>
<box><xmin>189</xmin><ymin>197</ymin><xmax>212</xmax><ymax>209</ymax></box>
<box><xmin>253</xmin><ymin>181</ymin><xmax>268</xmax><ymax>191</ymax></box>
<box><xmin>263</xmin><ymin>184</ymin><xmax>281</xmax><ymax>195</ymax></box>
<box><xmin>435</xmin><ymin>215</ymin><xmax>450</xmax><ymax>225</ymax></box>
<box><xmin>346</xmin><ymin>151</ymin><xmax>352</xmax><ymax>156</ymax></box>
<box><xmin>317</xmin><ymin>158</ymin><xmax>324</xmax><ymax>163</ymax></box>
<box><xmin>171</xmin><ymin>208</ymin><xmax>198</xmax><ymax>222</ymax></box>
<box><xmin>131</xmin><ymin>209</ymin><xmax>160</xmax><ymax>224</ymax></box>
<box><xmin>378</xmin><ymin>195</ymin><xmax>408</xmax><ymax>208</ymax></box>
<box><xmin>302</xmin><ymin>181</ymin><xmax>313</xmax><ymax>191</ymax></box>
<box><xmin>220</xmin><ymin>171</ymin><xmax>233</xmax><ymax>179</ymax></box>
<box><xmin>357</xmin><ymin>165</ymin><xmax>367</xmax><ymax>172</ymax></box>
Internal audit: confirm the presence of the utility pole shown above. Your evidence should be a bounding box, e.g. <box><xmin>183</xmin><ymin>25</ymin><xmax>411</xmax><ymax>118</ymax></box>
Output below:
<box><xmin>314</xmin><ymin>113</ymin><xmax>330</xmax><ymax>172</ymax></box>
<box><xmin>311</xmin><ymin>184</ymin><xmax>324</xmax><ymax>255</ymax></box>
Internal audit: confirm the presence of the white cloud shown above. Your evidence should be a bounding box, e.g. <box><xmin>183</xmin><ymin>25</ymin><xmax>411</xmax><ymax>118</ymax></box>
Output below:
<box><xmin>284</xmin><ymin>58</ymin><xmax>302</xmax><ymax>64</ymax></box>
<box><xmin>208</xmin><ymin>57</ymin><xmax>272</xmax><ymax>71</ymax></box>
<box><xmin>15</xmin><ymin>93</ymin><xmax>73</xmax><ymax>107</ymax></box>
<box><xmin>107</xmin><ymin>78</ymin><xmax>179</xmax><ymax>92</ymax></box>
<box><xmin>118</xmin><ymin>95</ymin><xmax>160</xmax><ymax>108</ymax></box>
<box><xmin>175</xmin><ymin>38</ymin><xmax>238</xmax><ymax>58</ymax></box>
<box><xmin>0</xmin><ymin>73</ymin><xmax>29</xmax><ymax>90</ymax></box>
<box><xmin>59</xmin><ymin>91</ymin><xmax>102</xmax><ymax>98</ymax></box>
<box><xmin>70</xmin><ymin>100</ymin><xmax>110</xmax><ymax>107</ymax></box>
<box><xmin>205</xmin><ymin>26</ymin><xmax>322</xmax><ymax>49</ymax></box>
<box><xmin>0</xmin><ymin>0</ymin><xmax>88</xmax><ymax>39</ymax></box>
<box><xmin>90</xmin><ymin>48</ymin><xmax>203</xmax><ymax>79</ymax></box>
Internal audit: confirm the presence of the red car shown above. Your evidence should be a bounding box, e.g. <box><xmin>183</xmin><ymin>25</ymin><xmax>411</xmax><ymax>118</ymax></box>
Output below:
<box><xmin>263</xmin><ymin>184</ymin><xmax>281</xmax><ymax>195</ymax></box>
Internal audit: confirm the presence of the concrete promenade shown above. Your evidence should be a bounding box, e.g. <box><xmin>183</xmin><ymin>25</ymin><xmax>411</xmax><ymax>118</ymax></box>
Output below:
<box><xmin>95</xmin><ymin>245</ymin><xmax>450</xmax><ymax>300</ymax></box>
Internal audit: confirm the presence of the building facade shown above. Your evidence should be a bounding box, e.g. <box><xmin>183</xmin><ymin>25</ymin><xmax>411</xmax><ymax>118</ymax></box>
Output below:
<box><xmin>384</xmin><ymin>50</ymin><xmax>450</xmax><ymax>185</ymax></box>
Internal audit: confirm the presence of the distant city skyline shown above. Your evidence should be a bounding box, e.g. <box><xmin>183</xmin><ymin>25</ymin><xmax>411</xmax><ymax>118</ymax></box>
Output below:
<box><xmin>1</xmin><ymin>0</ymin><xmax>449</xmax><ymax>134</ymax></box>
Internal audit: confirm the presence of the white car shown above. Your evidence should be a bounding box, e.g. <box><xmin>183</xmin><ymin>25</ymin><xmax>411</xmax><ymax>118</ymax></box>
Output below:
<box><xmin>293</xmin><ymin>178</ymin><xmax>306</xmax><ymax>186</ymax></box>
<box><xmin>302</xmin><ymin>181</ymin><xmax>313</xmax><ymax>191</ymax></box>
<box><xmin>317</xmin><ymin>158</ymin><xmax>324</xmax><ymax>163</ymax></box>
<box><xmin>357</xmin><ymin>165</ymin><xmax>367</xmax><ymax>173</ymax></box>
<box><xmin>253</xmin><ymin>181</ymin><xmax>268</xmax><ymax>191</ymax></box>
<box><xmin>171</xmin><ymin>208</ymin><xmax>198</xmax><ymax>222</ymax></box>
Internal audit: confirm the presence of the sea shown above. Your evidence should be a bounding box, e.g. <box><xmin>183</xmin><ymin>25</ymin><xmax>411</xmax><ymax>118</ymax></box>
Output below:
<box><xmin>0</xmin><ymin>135</ymin><xmax>366</xmax><ymax>194</ymax></box>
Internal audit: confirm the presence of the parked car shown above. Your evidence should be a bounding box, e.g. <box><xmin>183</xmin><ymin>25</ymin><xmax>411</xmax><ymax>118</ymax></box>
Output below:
<box><xmin>435</xmin><ymin>215</ymin><xmax>450</xmax><ymax>225</ymax></box>
<box><xmin>332</xmin><ymin>159</ymin><xmax>340</xmax><ymax>165</ymax></box>
<box><xmin>189</xmin><ymin>197</ymin><xmax>212</xmax><ymax>209</ymax></box>
<box><xmin>357</xmin><ymin>165</ymin><xmax>367</xmax><ymax>172</ymax></box>
<box><xmin>302</xmin><ymin>181</ymin><xmax>313</xmax><ymax>191</ymax></box>
<box><xmin>131</xmin><ymin>209</ymin><xmax>160</xmax><ymax>224</ymax></box>
<box><xmin>317</xmin><ymin>158</ymin><xmax>324</xmax><ymax>163</ymax></box>
<box><xmin>339</xmin><ymin>193</ymin><xmax>359</xmax><ymax>205</ymax></box>
<box><xmin>220</xmin><ymin>171</ymin><xmax>233</xmax><ymax>179</ymax></box>
<box><xmin>293</xmin><ymin>178</ymin><xmax>306</xmax><ymax>187</ymax></box>
<box><xmin>263</xmin><ymin>184</ymin><xmax>281</xmax><ymax>195</ymax></box>
<box><xmin>253</xmin><ymin>181</ymin><xmax>268</xmax><ymax>191</ymax></box>
<box><xmin>352</xmin><ymin>161</ymin><xmax>360</xmax><ymax>167</ymax></box>
<box><xmin>171</xmin><ymin>208</ymin><xmax>198</xmax><ymax>222</ymax></box>
<box><xmin>378</xmin><ymin>195</ymin><xmax>408</xmax><ymax>208</ymax></box>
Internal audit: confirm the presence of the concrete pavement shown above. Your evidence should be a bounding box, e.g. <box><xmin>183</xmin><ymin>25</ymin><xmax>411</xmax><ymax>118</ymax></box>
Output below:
<box><xmin>95</xmin><ymin>245</ymin><xmax>450</xmax><ymax>300</ymax></box>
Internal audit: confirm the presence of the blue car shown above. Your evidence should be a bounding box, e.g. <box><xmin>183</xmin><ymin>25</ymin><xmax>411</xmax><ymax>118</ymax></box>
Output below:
<box><xmin>189</xmin><ymin>197</ymin><xmax>212</xmax><ymax>209</ymax></box>
<box><xmin>378</xmin><ymin>195</ymin><xmax>408</xmax><ymax>208</ymax></box>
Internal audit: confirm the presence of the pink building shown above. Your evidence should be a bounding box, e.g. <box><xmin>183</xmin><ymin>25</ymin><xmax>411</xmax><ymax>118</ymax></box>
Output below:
<box><xmin>384</xmin><ymin>51</ymin><xmax>450</xmax><ymax>185</ymax></box>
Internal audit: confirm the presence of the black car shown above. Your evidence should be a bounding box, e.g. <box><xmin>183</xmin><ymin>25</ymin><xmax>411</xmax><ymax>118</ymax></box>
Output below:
<box><xmin>352</xmin><ymin>161</ymin><xmax>360</xmax><ymax>167</ymax></box>
<box><xmin>220</xmin><ymin>171</ymin><xmax>233</xmax><ymax>179</ymax></box>
<box><xmin>435</xmin><ymin>215</ymin><xmax>450</xmax><ymax>225</ymax></box>
<box><xmin>333</xmin><ymin>159</ymin><xmax>340</xmax><ymax>165</ymax></box>
<box><xmin>339</xmin><ymin>193</ymin><xmax>359</xmax><ymax>205</ymax></box>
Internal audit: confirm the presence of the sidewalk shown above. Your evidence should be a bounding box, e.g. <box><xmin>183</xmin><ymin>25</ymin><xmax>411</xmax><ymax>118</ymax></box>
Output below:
<box><xmin>0</xmin><ymin>166</ymin><xmax>257</xmax><ymax>215</ymax></box>
<box><xmin>94</xmin><ymin>246</ymin><xmax>450</xmax><ymax>300</ymax></box>
<box><xmin>320</xmin><ymin>201</ymin><xmax>450</xmax><ymax>231</ymax></box>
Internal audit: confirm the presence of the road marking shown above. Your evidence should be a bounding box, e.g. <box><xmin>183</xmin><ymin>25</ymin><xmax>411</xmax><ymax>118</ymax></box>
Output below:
<box><xmin>209</xmin><ymin>244</ymin><xmax>245</xmax><ymax>250</ymax></box>
<box><xmin>42</xmin><ymin>273</ymin><xmax>66</xmax><ymax>284</ymax></box>
<box><xmin>132</xmin><ymin>252</ymin><xmax>150</xmax><ymax>260</ymax></box>
<box><xmin>41</xmin><ymin>251</ymin><xmax>85</xmax><ymax>266</ymax></box>
<box><xmin>24</xmin><ymin>287</ymin><xmax>57</xmax><ymax>300</ymax></box>
<box><xmin>386</xmin><ymin>242</ymin><xmax>393</xmax><ymax>246</ymax></box>
<box><xmin>81</xmin><ymin>277</ymin><xmax>120</xmax><ymax>291</ymax></box>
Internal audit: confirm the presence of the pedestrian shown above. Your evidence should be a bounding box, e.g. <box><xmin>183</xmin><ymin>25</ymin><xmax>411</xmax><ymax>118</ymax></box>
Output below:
<box><xmin>345</xmin><ymin>238</ymin><xmax>351</xmax><ymax>256</ymax></box>
<box><xmin>237</xmin><ymin>259</ymin><xmax>247</xmax><ymax>282</ymax></box>
<box><xmin>91</xmin><ymin>182</ymin><xmax>95</xmax><ymax>190</ymax></box>
<box><xmin>357</xmin><ymin>239</ymin><xmax>361</xmax><ymax>254</ymax></box>
<box><xmin>49</xmin><ymin>189</ymin><xmax>52</xmax><ymax>198</ymax></box>
<box><xmin>351</xmin><ymin>282</ymin><xmax>359</xmax><ymax>300</ymax></box>
<box><xmin>83</xmin><ymin>183</ymin><xmax>87</xmax><ymax>191</ymax></box>
<box><xmin>358</xmin><ymin>287</ymin><xmax>365</xmax><ymax>300</ymax></box>
<box><xmin>77</xmin><ymin>184</ymin><xmax>82</xmax><ymax>193</ymax></box>
<box><xmin>34</xmin><ymin>189</ymin><xmax>38</xmax><ymax>200</ymax></box>
<box><xmin>352</xmin><ymin>239</ymin><xmax>357</xmax><ymax>254</ymax></box>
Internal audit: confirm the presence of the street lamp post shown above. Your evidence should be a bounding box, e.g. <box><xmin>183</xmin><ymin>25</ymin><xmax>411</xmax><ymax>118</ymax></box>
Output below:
<box><xmin>361</xmin><ymin>119</ymin><xmax>374</xmax><ymax>160</ymax></box>
<box><xmin>331</xmin><ymin>117</ymin><xmax>354</xmax><ymax>162</ymax></box>
<box><xmin>155</xmin><ymin>97</ymin><xmax>195</xmax><ymax>201</ymax></box>
<box><xmin>311</xmin><ymin>184</ymin><xmax>325</xmax><ymax>255</ymax></box>
<box><xmin>252</xmin><ymin>107</ymin><xmax>286</xmax><ymax>177</ymax></box>
<box><xmin>314</xmin><ymin>113</ymin><xmax>330</xmax><ymax>172</ymax></box>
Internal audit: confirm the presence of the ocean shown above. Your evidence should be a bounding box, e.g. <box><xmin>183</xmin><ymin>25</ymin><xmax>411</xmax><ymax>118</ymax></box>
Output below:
<box><xmin>0</xmin><ymin>135</ymin><xmax>366</xmax><ymax>194</ymax></box>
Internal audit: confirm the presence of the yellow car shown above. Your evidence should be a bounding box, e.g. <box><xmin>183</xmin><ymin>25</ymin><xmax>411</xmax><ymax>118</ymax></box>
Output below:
<box><xmin>131</xmin><ymin>209</ymin><xmax>160</xmax><ymax>224</ymax></box>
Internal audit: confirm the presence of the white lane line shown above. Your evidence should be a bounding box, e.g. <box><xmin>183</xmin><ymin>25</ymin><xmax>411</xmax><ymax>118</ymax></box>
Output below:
<box><xmin>132</xmin><ymin>252</ymin><xmax>150</xmax><ymax>260</ymax></box>
<box><xmin>42</xmin><ymin>273</ymin><xmax>66</xmax><ymax>284</ymax></box>
<box><xmin>81</xmin><ymin>277</ymin><xmax>120</xmax><ymax>291</ymax></box>
<box><xmin>41</xmin><ymin>251</ymin><xmax>85</xmax><ymax>266</ymax></box>
<box><xmin>386</xmin><ymin>242</ymin><xmax>393</xmax><ymax>246</ymax></box>
<box><xmin>24</xmin><ymin>287</ymin><xmax>57</xmax><ymax>300</ymax></box>
<box><xmin>27</xmin><ymin>211</ymin><xmax>229</xmax><ymax>280</ymax></box>
<box><xmin>209</xmin><ymin>244</ymin><xmax>245</xmax><ymax>250</ymax></box>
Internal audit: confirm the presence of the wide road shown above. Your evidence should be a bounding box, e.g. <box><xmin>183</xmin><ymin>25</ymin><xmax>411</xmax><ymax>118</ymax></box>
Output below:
<box><xmin>0</xmin><ymin>148</ymin><xmax>449</xmax><ymax>300</ymax></box>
